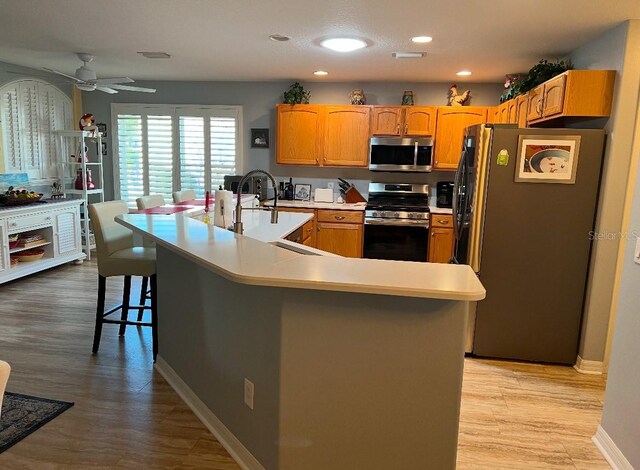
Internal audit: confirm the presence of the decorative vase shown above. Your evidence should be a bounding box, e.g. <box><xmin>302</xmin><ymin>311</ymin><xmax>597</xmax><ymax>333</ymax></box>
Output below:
<box><xmin>349</xmin><ymin>89</ymin><xmax>366</xmax><ymax>105</ymax></box>
<box><xmin>401</xmin><ymin>91</ymin><xmax>414</xmax><ymax>106</ymax></box>
<box><xmin>75</xmin><ymin>168</ymin><xmax>95</xmax><ymax>190</ymax></box>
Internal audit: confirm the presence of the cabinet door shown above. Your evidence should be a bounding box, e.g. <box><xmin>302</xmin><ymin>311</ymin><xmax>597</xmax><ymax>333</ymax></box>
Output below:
<box><xmin>433</xmin><ymin>107</ymin><xmax>488</xmax><ymax>170</ymax></box>
<box><xmin>0</xmin><ymin>221</ymin><xmax>7</xmax><ymax>274</ymax></box>
<box><xmin>323</xmin><ymin>106</ymin><xmax>371</xmax><ymax>167</ymax></box>
<box><xmin>279</xmin><ymin>208</ymin><xmax>316</xmax><ymax>247</ymax></box>
<box><xmin>527</xmin><ymin>85</ymin><xmax>544</xmax><ymax>122</ymax></box>
<box><xmin>0</xmin><ymin>82</ymin><xmax>23</xmax><ymax>173</ymax></box>
<box><xmin>404</xmin><ymin>106</ymin><xmax>437</xmax><ymax>136</ymax></box>
<box><xmin>542</xmin><ymin>74</ymin><xmax>567</xmax><ymax>118</ymax></box>
<box><xmin>55</xmin><ymin>208</ymin><xmax>81</xmax><ymax>256</ymax></box>
<box><xmin>516</xmin><ymin>94</ymin><xmax>528</xmax><ymax>128</ymax></box>
<box><xmin>19</xmin><ymin>81</ymin><xmax>43</xmax><ymax>180</ymax></box>
<box><xmin>507</xmin><ymin>100</ymin><xmax>518</xmax><ymax>123</ymax></box>
<box><xmin>316</xmin><ymin>222</ymin><xmax>363</xmax><ymax>258</ymax></box>
<box><xmin>276</xmin><ymin>105</ymin><xmax>322</xmax><ymax>165</ymax></box>
<box><xmin>428</xmin><ymin>227</ymin><xmax>454</xmax><ymax>263</ymax></box>
<box><xmin>487</xmin><ymin>106</ymin><xmax>500</xmax><ymax>124</ymax></box>
<box><xmin>371</xmin><ymin>107</ymin><xmax>402</xmax><ymax>136</ymax></box>
<box><xmin>498</xmin><ymin>102</ymin><xmax>509</xmax><ymax>123</ymax></box>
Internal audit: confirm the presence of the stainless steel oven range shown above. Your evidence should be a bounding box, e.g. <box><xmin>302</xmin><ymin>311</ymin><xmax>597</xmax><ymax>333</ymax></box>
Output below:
<box><xmin>363</xmin><ymin>183</ymin><xmax>430</xmax><ymax>262</ymax></box>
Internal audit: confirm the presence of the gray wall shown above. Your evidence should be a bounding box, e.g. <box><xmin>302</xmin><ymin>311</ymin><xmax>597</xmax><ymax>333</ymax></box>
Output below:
<box><xmin>82</xmin><ymin>80</ymin><xmax>502</xmax><ymax>200</ymax></box>
<box><xmin>570</xmin><ymin>21</ymin><xmax>640</xmax><ymax>363</ymax></box>
<box><xmin>0</xmin><ymin>60</ymin><xmax>73</xmax><ymax>97</ymax></box>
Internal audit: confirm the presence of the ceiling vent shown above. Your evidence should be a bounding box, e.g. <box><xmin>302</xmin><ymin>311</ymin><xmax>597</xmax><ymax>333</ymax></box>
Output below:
<box><xmin>138</xmin><ymin>52</ymin><xmax>172</xmax><ymax>59</ymax></box>
<box><xmin>392</xmin><ymin>52</ymin><xmax>425</xmax><ymax>59</ymax></box>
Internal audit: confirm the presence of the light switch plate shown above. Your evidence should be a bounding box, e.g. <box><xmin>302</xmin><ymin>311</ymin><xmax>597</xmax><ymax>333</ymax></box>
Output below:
<box><xmin>634</xmin><ymin>238</ymin><xmax>640</xmax><ymax>265</ymax></box>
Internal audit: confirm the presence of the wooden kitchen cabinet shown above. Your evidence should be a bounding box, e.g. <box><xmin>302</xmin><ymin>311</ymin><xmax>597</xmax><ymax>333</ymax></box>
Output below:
<box><xmin>371</xmin><ymin>106</ymin><xmax>437</xmax><ymax>137</ymax></box>
<box><xmin>497</xmin><ymin>101</ymin><xmax>509</xmax><ymax>123</ymax></box>
<box><xmin>516</xmin><ymin>94</ymin><xmax>528</xmax><ymax>127</ymax></box>
<box><xmin>526</xmin><ymin>70</ymin><xmax>615</xmax><ymax>125</ymax></box>
<box><xmin>278</xmin><ymin>207</ymin><xmax>316</xmax><ymax>247</ymax></box>
<box><xmin>277</xmin><ymin>104</ymin><xmax>370</xmax><ymax>167</ymax></box>
<box><xmin>433</xmin><ymin>107</ymin><xmax>488</xmax><ymax>170</ymax></box>
<box><xmin>276</xmin><ymin>105</ymin><xmax>322</xmax><ymax>165</ymax></box>
<box><xmin>428</xmin><ymin>214</ymin><xmax>454</xmax><ymax>263</ymax></box>
<box><xmin>507</xmin><ymin>99</ymin><xmax>518</xmax><ymax>123</ymax></box>
<box><xmin>316</xmin><ymin>209</ymin><xmax>363</xmax><ymax>258</ymax></box>
<box><xmin>323</xmin><ymin>106</ymin><xmax>371</xmax><ymax>167</ymax></box>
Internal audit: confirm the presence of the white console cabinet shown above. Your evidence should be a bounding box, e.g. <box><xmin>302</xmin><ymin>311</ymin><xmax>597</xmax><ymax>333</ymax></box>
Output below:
<box><xmin>0</xmin><ymin>200</ymin><xmax>85</xmax><ymax>284</ymax></box>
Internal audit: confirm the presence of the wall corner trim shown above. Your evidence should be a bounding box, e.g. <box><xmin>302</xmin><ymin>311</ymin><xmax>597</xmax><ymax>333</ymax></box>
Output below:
<box><xmin>574</xmin><ymin>355</ymin><xmax>604</xmax><ymax>375</ymax></box>
<box><xmin>154</xmin><ymin>356</ymin><xmax>265</xmax><ymax>470</ymax></box>
<box><xmin>593</xmin><ymin>425</ymin><xmax>635</xmax><ymax>470</ymax></box>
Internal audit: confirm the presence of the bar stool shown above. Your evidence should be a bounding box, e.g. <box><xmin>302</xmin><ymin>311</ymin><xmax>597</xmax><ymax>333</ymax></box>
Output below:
<box><xmin>88</xmin><ymin>201</ymin><xmax>158</xmax><ymax>361</ymax></box>
<box><xmin>0</xmin><ymin>360</ymin><xmax>10</xmax><ymax>419</ymax></box>
<box><xmin>172</xmin><ymin>189</ymin><xmax>197</xmax><ymax>203</ymax></box>
<box><xmin>136</xmin><ymin>194</ymin><xmax>166</xmax><ymax>210</ymax></box>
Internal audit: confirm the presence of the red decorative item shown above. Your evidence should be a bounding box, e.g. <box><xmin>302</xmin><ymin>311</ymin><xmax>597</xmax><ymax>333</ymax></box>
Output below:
<box><xmin>75</xmin><ymin>168</ymin><xmax>96</xmax><ymax>190</ymax></box>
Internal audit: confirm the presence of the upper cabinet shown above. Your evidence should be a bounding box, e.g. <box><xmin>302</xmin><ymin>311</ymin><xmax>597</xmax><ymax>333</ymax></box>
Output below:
<box><xmin>371</xmin><ymin>106</ymin><xmax>436</xmax><ymax>137</ymax></box>
<box><xmin>433</xmin><ymin>107</ymin><xmax>488</xmax><ymax>170</ymax></box>
<box><xmin>526</xmin><ymin>70</ymin><xmax>615</xmax><ymax>125</ymax></box>
<box><xmin>276</xmin><ymin>105</ymin><xmax>322</xmax><ymax>165</ymax></box>
<box><xmin>516</xmin><ymin>94</ymin><xmax>528</xmax><ymax>128</ymax></box>
<box><xmin>276</xmin><ymin>104</ymin><xmax>370</xmax><ymax>167</ymax></box>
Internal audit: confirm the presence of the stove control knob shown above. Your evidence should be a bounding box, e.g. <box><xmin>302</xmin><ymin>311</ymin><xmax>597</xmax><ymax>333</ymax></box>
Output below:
<box><xmin>394</xmin><ymin>212</ymin><xmax>400</xmax><ymax>217</ymax></box>
<box><xmin>373</xmin><ymin>211</ymin><xmax>379</xmax><ymax>217</ymax></box>
<box><xmin>408</xmin><ymin>213</ymin><xmax>415</xmax><ymax>218</ymax></box>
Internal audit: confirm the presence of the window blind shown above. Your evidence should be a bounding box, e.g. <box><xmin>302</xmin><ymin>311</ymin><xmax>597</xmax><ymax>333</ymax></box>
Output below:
<box><xmin>112</xmin><ymin>104</ymin><xmax>242</xmax><ymax>207</ymax></box>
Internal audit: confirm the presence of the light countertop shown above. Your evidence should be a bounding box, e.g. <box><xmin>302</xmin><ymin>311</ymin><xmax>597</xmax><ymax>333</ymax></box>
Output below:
<box><xmin>429</xmin><ymin>206</ymin><xmax>453</xmax><ymax>215</ymax></box>
<box><xmin>267</xmin><ymin>200</ymin><xmax>367</xmax><ymax>211</ymax></box>
<box><xmin>117</xmin><ymin>210</ymin><xmax>485</xmax><ymax>301</ymax></box>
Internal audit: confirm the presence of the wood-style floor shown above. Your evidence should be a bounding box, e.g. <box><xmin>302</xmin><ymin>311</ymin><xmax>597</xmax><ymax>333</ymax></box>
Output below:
<box><xmin>0</xmin><ymin>260</ymin><xmax>609</xmax><ymax>469</ymax></box>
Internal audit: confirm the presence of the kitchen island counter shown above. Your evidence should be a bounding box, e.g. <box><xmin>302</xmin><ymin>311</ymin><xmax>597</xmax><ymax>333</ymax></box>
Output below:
<box><xmin>116</xmin><ymin>210</ymin><xmax>485</xmax><ymax>470</ymax></box>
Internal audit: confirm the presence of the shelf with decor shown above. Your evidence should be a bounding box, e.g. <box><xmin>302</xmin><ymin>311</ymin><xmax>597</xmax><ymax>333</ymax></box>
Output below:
<box><xmin>56</xmin><ymin>130</ymin><xmax>105</xmax><ymax>260</ymax></box>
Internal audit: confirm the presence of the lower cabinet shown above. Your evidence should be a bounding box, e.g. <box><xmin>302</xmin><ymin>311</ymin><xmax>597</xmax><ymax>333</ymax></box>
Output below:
<box><xmin>316</xmin><ymin>222</ymin><xmax>363</xmax><ymax>258</ymax></box>
<box><xmin>279</xmin><ymin>207</ymin><xmax>316</xmax><ymax>246</ymax></box>
<box><xmin>428</xmin><ymin>214</ymin><xmax>455</xmax><ymax>263</ymax></box>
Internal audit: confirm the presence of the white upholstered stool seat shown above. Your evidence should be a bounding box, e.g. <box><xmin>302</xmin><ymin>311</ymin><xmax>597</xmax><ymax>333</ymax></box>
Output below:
<box><xmin>88</xmin><ymin>200</ymin><xmax>158</xmax><ymax>361</ymax></box>
<box><xmin>172</xmin><ymin>189</ymin><xmax>197</xmax><ymax>203</ymax></box>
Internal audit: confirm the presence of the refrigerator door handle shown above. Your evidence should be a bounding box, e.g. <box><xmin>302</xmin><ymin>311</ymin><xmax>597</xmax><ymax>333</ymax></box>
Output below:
<box><xmin>452</xmin><ymin>147</ymin><xmax>467</xmax><ymax>241</ymax></box>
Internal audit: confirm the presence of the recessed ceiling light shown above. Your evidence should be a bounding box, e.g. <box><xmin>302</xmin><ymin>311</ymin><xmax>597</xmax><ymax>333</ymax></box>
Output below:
<box><xmin>411</xmin><ymin>36</ymin><xmax>432</xmax><ymax>43</ymax></box>
<box><xmin>320</xmin><ymin>38</ymin><xmax>367</xmax><ymax>53</ymax></box>
<box><xmin>456</xmin><ymin>70</ymin><xmax>472</xmax><ymax>76</ymax></box>
<box><xmin>270</xmin><ymin>34</ymin><xmax>291</xmax><ymax>42</ymax></box>
<box><xmin>137</xmin><ymin>51</ymin><xmax>171</xmax><ymax>59</ymax></box>
<box><xmin>313</xmin><ymin>70</ymin><xmax>329</xmax><ymax>76</ymax></box>
<box><xmin>392</xmin><ymin>52</ymin><xmax>425</xmax><ymax>59</ymax></box>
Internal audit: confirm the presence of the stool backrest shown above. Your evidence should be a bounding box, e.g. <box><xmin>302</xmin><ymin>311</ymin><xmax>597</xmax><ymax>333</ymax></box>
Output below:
<box><xmin>172</xmin><ymin>189</ymin><xmax>197</xmax><ymax>203</ymax></box>
<box><xmin>89</xmin><ymin>200</ymin><xmax>134</xmax><ymax>258</ymax></box>
<box><xmin>0</xmin><ymin>360</ymin><xmax>10</xmax><ymax>419</ymax></box>
<box><xmin>136</xmin><ymin>194</ymin><xmax>166</xmax><ymax>210</ymax></box>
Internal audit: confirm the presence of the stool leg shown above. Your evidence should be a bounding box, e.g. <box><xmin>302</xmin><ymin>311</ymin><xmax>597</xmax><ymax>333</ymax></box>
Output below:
<box><xmin>119</xmin><ymin>275</ymin><xmax>132</xmax><ymax>336</ymax></box>
<box><xmin>137</xmin><ymin>276</ymin><xmax>148</xmax><ymax>321</ymax></box>
<box><xmin>151</xmin><ymin>274</ymin><xmax>158</xmax><ymax>363</ymax></box>
<box><xmin>92</xmin><ymin>275</ymin><xmax>106</xmax><ymax>354</ymax></box>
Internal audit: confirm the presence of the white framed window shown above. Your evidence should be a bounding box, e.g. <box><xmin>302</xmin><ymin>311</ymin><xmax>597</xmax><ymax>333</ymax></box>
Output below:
<box><xmin>0</xmin><ymin>79</ymin><xmax>73</xmax><ymax>182</ymax></box>
<box><xmin>111</xmin><ymin>103</ymin><xmax>243</xmax><ymax>206</ymax></box>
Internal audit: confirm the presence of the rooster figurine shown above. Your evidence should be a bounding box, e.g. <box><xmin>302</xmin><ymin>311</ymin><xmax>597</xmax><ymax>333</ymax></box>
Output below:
<box><xmin>448</xmin><ymin>84</ymin><xmax>471</xmax><ymax>106</ymax></box>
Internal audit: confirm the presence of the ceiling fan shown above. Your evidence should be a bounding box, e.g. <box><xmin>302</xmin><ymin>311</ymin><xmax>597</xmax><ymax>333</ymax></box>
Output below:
<box><xmin>43</xmin><ymin>53</ymin><xmax>156</xmax><ymax>94</ymax></box>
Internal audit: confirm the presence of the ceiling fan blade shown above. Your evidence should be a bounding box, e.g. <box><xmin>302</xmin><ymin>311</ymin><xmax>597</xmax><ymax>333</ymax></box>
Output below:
<box><xmin>109</xmin><ymin>84</ymin><xmax>156</xmax><ymax>93</ymax></box>
<box><xmin>93</xmin><ymin>77</ymin><xmax>134</xmax><ymax>86</ymax></box>
<box><xmin>43</xmin><ymin>67</ymin><xmax>83</xmax><ymax>83</ymax></box>
<box><xmin>96</xmin><ymin>86</ymin><xmax>118</xmax><ymax>94</ymax></box>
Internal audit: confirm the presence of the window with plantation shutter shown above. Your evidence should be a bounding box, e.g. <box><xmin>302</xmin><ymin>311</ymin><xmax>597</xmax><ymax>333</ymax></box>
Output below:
<box><xmin>112</xmin><ymin>104</ymin><xmax>242</xmax><ymax>207</ymax></box>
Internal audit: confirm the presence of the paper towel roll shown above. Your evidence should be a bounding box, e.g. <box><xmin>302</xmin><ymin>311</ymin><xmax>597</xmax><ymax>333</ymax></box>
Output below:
<box><xmin>214</xmin><ymin>189</ymin><xmax>234</xmax><ymax>228</ymax></box>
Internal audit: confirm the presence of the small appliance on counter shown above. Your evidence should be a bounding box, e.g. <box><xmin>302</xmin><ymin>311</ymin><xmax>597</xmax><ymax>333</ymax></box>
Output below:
<box><xmin>436</xmin><ymin>181</ymin><xmax>454</xmax><ymax>208</ymax></box>
<box><xmin>224</xmin><ymin>174</ymin><xmax>268</xmax><ymax>200</ymax></box>
<box><xmin>314</xmin><ymin>188</ymin><xmax>333</xmax><ymax>203</ymax></box>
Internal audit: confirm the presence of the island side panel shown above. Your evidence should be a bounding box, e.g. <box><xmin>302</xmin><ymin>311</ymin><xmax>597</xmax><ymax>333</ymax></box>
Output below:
<box><xmin>278</xmin><ymin>291</ymin><xmax>468</xmax><ymax>470</ymax></box>
<box><xmin>156</xmin><ymin>246</ymin><xmax>282</xmax><ymax>469</ymax></box>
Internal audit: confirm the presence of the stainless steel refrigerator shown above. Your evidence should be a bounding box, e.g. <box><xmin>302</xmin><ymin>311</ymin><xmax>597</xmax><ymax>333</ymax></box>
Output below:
<box><xmin>454</xmin><ymin>124</ymin><xmax>605</xmax><ymax>364</ymax></box>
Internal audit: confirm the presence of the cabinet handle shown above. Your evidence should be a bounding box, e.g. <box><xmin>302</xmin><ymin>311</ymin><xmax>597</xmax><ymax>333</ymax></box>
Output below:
<box><xmin>334</xmin><ymin>215</ymin><xmax>345</xmax><ymax>220</ymax></box>
<box><xmin>316</xmin><ymin>157</ymin><xmax>319</xmax><ymax>163</ymax></box>
<box><xmin>396</xmin><ymin>123</ymin><xmax>400</xmax><ymax>134</ymax></box>
<box><xmin>431</xmin><ymin>233</ymin><xmax>435</xmax><ymax>237</ymax></box>
<box><xmin>405</xmin><ymin>124</ymin><xmax>408</xmax><ymax>134</ymax></box>
<box><xmin>437</xmin><ymin>219</ymin><xmax>448</xmax><ymax>224</ymax></box>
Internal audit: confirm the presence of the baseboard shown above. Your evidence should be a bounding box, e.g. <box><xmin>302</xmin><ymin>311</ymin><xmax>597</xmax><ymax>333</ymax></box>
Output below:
<box><xmin>593</xmin><ymin>425</ymin><xmax>634</xmax><ymax>470</ymax></box>
<box><xmin>574</xmin><ymin>355</ymin><xmax>604</xmax><ymax>375</ymax></box>
<box><xmin>154</xmin><ymin>356</ymin><xmax>265</xmax><ymax>470</ymax></box>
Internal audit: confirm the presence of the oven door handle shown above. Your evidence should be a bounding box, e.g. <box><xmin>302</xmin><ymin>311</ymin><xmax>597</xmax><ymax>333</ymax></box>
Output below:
<box><xmin>365</xmin><ymin>218</ymin><xmax>430</xmax><ymax>228</ymax></box>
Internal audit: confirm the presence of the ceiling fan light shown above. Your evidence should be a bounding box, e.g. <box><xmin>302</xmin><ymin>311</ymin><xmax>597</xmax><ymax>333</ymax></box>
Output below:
<box><xmin>76</xmin><ymin>83</ymin><xmax>96</xmax><ymax>92</ymax></box>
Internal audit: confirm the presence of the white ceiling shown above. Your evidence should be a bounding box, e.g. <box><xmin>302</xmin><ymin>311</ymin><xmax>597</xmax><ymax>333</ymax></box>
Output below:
<box><xmin>1</xmin><ymin>0</ymin><xmax>639</xmax><ymax>83</ymax></box>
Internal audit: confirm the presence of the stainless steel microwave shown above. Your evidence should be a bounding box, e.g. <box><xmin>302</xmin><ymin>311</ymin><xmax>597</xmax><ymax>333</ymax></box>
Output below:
<box><xmin>223</xmin><ymin>175</ymin><xmax>268</xmax><ymax>200</ymax></box>
<box><xmin>369</xmin><ymin>137</ymin><xmax>433</xmax><ymax>172</ymax></box>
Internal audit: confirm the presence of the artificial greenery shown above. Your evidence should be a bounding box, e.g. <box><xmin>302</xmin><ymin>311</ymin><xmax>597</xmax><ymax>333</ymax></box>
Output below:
<box><xmin>500</xmin><ymin>59</ymin><xmax>573</xmax><ymax>103</ymax></box>
<box><xmin>283</xmin><ymin>82</ymin><xmax>311</xmax><ymax>105</ymax></box>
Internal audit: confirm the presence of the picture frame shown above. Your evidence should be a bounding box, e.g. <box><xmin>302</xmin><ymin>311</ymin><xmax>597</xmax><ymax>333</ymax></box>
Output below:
<box><xmin>96</xmin><ymin>123</ymin><xmax>107</xmax><ymax>137</ymax></box>
<box><xmin>294</xmin><ymin>183</ymin><xmax>312</xmax><ymax>201</ymax></box>
<box><xmin>251</xmin><ymin>128</ymin><xmax>269</xmax><ymax>148</ymax></box>
<box><xmin>514</xmin><ymin>135</ymin><xmax>581</xmax><ymax>184</ymax></box>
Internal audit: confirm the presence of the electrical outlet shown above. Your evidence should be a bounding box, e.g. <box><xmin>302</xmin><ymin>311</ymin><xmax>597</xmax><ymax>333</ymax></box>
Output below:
<box><xmin>244</xmin><ymin>378</ymin><xmax>254</xmax><ymax>410</ymax></box>
<box><xmin>634</xmin><ymin>238</ymin><xmax>640</xmax><ymax>265</ymax></box>
<box><xmin>327</xmin><ymin>182</ymin><xmax>334</xmax><ymax>190</ymax></box>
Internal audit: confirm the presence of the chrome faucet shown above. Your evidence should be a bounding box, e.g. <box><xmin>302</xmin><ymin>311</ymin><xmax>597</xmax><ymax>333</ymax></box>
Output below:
<box><xmin>233</xmin><ymin>169</ymin><xmax>279</xmax><ymax>234</ymax></box>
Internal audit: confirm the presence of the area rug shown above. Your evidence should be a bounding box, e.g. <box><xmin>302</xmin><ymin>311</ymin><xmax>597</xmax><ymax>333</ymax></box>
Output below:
<box><xmin>0</xmin><ymin>392</ymin><xmax>74</xmax><ymax>453</ymax></box>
